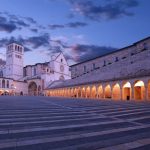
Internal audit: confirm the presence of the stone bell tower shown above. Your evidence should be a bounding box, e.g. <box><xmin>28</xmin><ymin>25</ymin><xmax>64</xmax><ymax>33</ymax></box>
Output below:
<box><xmin>6</xmin><ymin>43</ymin><xmax>24</xmax><ymax>80</ymax></box>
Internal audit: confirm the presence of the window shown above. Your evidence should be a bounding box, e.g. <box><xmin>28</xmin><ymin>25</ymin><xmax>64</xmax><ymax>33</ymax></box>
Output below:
<box><xmin>93</xmin><ymin>63</ymin><xmax>96</xmax><ymax>69</ymax></box>
<box><xmin>15</xmin><ymin>55</ymin><xmax>22</xmax><ymax>59</ymax></box>
<box><xmin>61</xmin><ymin>59</ymin><xmax>63</xmax><ymax>63</ymax></box>
<box><xmin>19</xmin><ymin>47</ymin><xmax>22</xmax><ymax>53</ymax></box>
<box><xmin>7</xmin><ymin>80</ymin><xmax>9</xmax><ymax>88</ymax></box>
<box><xmin>59</xmin><ymin>75</ymin><xmax>64</xmax><ymax>80</ymax></box>
<box><xmin>84</xmin><ymin>66</ymin><xmax>86</xmax><ymax>72</ymax></box>
<box><xmin>115</xmin><ymin>57</ymin><xmax>119</xmax><ymax>62</ymax></box>
<box><xmin>34</xmin><ymin>68</ymin><xmax>36</xmax><ymax>76</ymax></box>
<box><xmin>0</xmin><ymin>71</ymin><xmax>3</xmax><ymax>77</ymax></box>
<box><xmin>15</xmin><ymin>45</ymin><xmax>17</xmax><ymax>51</ymax></box>
<box><xmin>23</xmin><ymin>69</ymin><xmax>27</xmax><ymax>77</ymax></box>
<box><xmin>143</xmin><ymin>43</ymin><xmax>148</xmax><ymax>50</ymax></box>
<box><xmin>2</xmin><ymin>79</ymin><xmax>5</xmax><ymax>88</ymax></box>
<box><xmin>103</xmin><ymin>60</ymin><xmax>106</xmax><ymax>66</ymax></box>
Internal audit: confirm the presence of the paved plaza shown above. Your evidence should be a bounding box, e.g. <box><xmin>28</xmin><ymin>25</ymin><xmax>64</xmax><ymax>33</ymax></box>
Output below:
<box><xmin>0</xmin><ymin>97</ymin><xmax>150</xmax><ymax>150</ymax></box>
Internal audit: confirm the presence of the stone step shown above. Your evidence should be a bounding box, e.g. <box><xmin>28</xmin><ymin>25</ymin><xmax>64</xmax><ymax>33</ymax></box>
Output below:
<box><xmin>0</xmin><ymin>118</ymin><xmax>123</xmax><ymax>130</ymax></box>
<box><xmin>0</xmin><ymin>121</ymin><xmax>134</xmax><ymax>140</ymax></box>
<box><xmin>0</xmin><ymin>112</ymin><xmax>92</xmax><ymax>119</ymax></box>
<box><xmin>0</xmin><ymin>117</ymin><xmax>116</xmax><ymax>129</ymax></box>
<box><xmin>0</xmin><ymin>125</ymin><xmax>150</xmax><ymax>150</ymax></box>
<box><xmin>0</xmin><ymin>113</ymin><xmax>98</xmax><ymax>123</ymax></box>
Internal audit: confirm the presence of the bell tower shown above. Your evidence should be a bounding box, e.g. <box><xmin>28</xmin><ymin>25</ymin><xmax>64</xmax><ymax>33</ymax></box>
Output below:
<box><xmin>6</xmin><ymin>43</ymin><xmax>24</xmax><ymax>80</ymax></box>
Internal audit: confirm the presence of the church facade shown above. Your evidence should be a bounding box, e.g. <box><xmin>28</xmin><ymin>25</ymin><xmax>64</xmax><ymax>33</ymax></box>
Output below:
<box><xmin>45</xmin><ymin>37</ymin><xmax>150</xmax><ymax>101</ymax></box>
<box><xmin>0</xmin><ymin>43</ymin><xmax>71</xmax><ymax>95</ymax></box>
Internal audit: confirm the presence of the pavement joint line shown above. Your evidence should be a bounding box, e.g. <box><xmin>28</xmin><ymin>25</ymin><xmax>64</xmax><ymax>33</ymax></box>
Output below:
<box><xmin>0</xmin><ymin>119</ymin><xmax>127</xmax><ymax>135</ymax></box>
<box><xmin>0</xmin><ymin>114</ymin><xmax>99</xmax><ymax>123</ymax></box>
<box><xmin>98</xmin><ymin>138</ymin><xmax>150</xmax><ymax>150</ymax></box>
<box><xmin>0</xmin><ymin>124</ymin><xmax>150</xmax><ymax>149</ymax></box>
<box><xmin>0</xmin><ymin>116</ymin><xmax>107</xmax><ymax>126</ymax></box>
<box><xmin>106</xmin><ymin>110</ymin><xmax>150</xmax><ymax>118</ymax></box>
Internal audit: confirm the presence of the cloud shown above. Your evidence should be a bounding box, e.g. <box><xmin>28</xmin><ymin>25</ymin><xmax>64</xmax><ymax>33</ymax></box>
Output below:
<box><xmin>68</xmin><ymin>0</ymin><xmax>139</xmax><ymax>21</ymax></box>
<box><xmin>0</xmin><ymin>23</ymin><xmax>17</xmax><ymax>33</ymax></box>
<box><xmin>0</xmin><ymin>11</ymin><xmax>44</xmax><ymax>33</ymax></box>
<box><xmin>30</xmin><ymin>28</ymin><xmax>38</xmax><ymax>33</ymax></box>
<box><xmin>49</xmin><ymin>21</ymin><xmax>88</xmax><ymax>29</ymax></box>
<box><xmin>0</xmin><ymin>33</ymin><xmax>51</xmax><ymax>51</ymax></box>
<box><xmin>71</xmin><ymin>44</ymin><xmax>117</xmax><ymax>62</ymax></box>
<box><xmin>25</xmin><ymin>33</ymin><xmax>50</xmax><ymax>48</ymax></box>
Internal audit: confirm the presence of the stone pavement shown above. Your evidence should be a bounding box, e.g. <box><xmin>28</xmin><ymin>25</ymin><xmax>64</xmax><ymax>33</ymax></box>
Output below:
<box><xmin>0</xmin><ymin>96</ymin><xmax>150</xmax><ymax>150</ymax></box>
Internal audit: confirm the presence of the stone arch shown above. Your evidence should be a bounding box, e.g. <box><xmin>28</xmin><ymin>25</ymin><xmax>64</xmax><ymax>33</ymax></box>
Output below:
<box><xmin>134</xmin><ymin>80</ymin><xmax>145</xmax><ymax>100</ymax></box>
<box><xmin>81</xmin><ymin>87</ymin><xmax>86</xmax><ymax>98</ymax></box>
<box><xmin>68</xmin><ymin>88</ymin><xmax>71</xmax><ymax>97</ymax></box>
<box><xmin>91</xmin><ymin>86</ymin><xmax>97</xmax><ymax>98</ymax></box>
<box><xmin>86</xmin><ymin>86</ymin><xmax>91</xmax><ymax>98</ymax></box>
<box><xmin>78</xmin><ymin>87</ymin><xmax>82</xmax><ymax>98</ymax></box>
<box><xmin>122</xmin><ymin>82</ymin><xmax>131</xmax><ymax>100</ymax></box>
<box><xmin>74</xmin><ymin>88</ymin><xmax>77</xmax><ymax>97</ymax></box>
<box><xmin>28</xmin><ymin>82</ymin><xmax>37</xmax><ymax>96</ymax></box>
<box><xmin>104</xmin><ymin>84</ymin><xmax>111</xmax><ymax>99</ymax></box>
<box><xmin>112</xmin><ymin>83</ymin><xmax>121</xmax><ymax>100</ymax></box>
<box><xmin>97</xmin><ymin>85</ymin><xmax>103</xmax><ymax>98</ymax></box>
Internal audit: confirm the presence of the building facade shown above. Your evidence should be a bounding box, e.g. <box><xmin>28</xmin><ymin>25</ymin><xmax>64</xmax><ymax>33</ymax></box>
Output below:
<box><xmin>45</xmin><ymin>37</ymin><xmax>150</xmax><ymax>101</ymax></box>
<box><xmin>0</xmin><ymin>43</ymin><xmax>71</xmax><ymax>95</ymax></box>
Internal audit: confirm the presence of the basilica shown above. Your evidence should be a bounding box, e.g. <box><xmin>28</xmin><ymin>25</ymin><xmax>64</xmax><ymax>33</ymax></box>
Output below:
<box><xmin>45</xmin><ymin>37</ymin><xmax>150</xmax><ymax>101</ymax></box>
<box><xmin>1</xmin><ymin>37</ymin><xmax>150</xmax><ymax>101</ymax></box>
<box><xmin>0</xmin><ymin>43</ymin><xmax>71</xmax><ymax>95</ymax></box>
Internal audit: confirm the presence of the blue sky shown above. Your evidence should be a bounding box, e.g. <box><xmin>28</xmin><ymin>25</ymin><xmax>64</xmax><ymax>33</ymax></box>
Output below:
<box><xmin>0</xmin><ymin>0</ymin><xmax>150</xmax><ymax>65</ymax></box>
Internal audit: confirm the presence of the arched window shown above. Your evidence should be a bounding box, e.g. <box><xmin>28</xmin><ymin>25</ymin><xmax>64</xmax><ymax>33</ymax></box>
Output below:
<box><xmin>7</xmin><ymin>80</ymin><xmax>9</xmax><ymax>88</ymax></box>
<box><xmin>59</xmin><ymin>75</ymin><xmax>64</xmax><ymax>80</ymax></box>
<box><xmin>2</xmin><ymin>79</ymin><xmax>5</xmax><ymax>88</ymax></box>
<box><xmin>34</xmin><ymin>68</ymin><xmax>36</xmax><ymax>76</ymax></box>
<box><xmin>15</xmin><ymin>45</ymin><xmax>17</xmax><ymax>51</ymax></box>
<box><xmin>0</xmin><ymin>71</ymin><xmax>3</xmax><ymax>77</ymax></box>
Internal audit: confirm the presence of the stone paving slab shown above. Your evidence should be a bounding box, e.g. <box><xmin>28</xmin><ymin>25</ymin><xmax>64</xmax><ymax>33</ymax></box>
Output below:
<box><xmin>0</xmin><ymin>96</ymin><xmax>150</xmax><ymax>150</ymax></box>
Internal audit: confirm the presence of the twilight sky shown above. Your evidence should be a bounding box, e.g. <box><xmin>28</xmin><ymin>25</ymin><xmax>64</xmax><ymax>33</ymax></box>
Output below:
<box><xmin>0</xmin><ymin>0</ymin><xmax>150</xmax><ymax>66</ymax></box>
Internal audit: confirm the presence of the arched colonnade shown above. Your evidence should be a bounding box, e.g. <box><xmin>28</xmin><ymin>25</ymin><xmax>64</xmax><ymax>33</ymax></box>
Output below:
<box><xmin>46</xmin><ymin>78</ymin><xmax>150</xmax><ymax>101</ymax></box>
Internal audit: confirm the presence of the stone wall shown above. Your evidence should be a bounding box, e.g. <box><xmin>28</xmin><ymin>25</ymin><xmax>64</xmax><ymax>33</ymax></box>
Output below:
<box><xmin>71</xmin><ymin>38</ymin><xmax>150</xmax><ymax>82</ymax></box>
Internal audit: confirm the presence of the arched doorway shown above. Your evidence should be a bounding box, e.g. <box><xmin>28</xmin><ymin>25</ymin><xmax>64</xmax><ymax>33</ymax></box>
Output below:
<box><xmin>86</xmin><ymin>86</ymin><xmax>91</xmax><ymax>98</ymax></box>
<box><xmin>78</xmin><ymin>87</ymin><xmax>82</xmax><ymax>98</ymax></box>
<box><xmin>104</xmin><ymin>85</ymin><xmax>111</xmax><ymax>99</ymax></box>
<box><xmin>74</xmin><ymin>88</ymin><xmax>77</xmax><ymax>97</ymax></box>
<box><xmin>82</xmin><ymin>87</ymin><xmax>86</xmax><ymax>98</ymax></box>
<box><xmin>134</xmin><ymin>80</ymin><xmax>145</xmax><ymax>100</ymax></box>
<box><xmin>112</xmin><ymin>83</ymin><xmax>121</xmax><ymax>100</ymax></box>
<box><xmin>28</xmin><ymin>82</ymin><xmax>37</xmax><ymax>96</ymax></box>
<box><xmin>97</xmin><ymin>85</ymin><xmax>103</xmax><ymax>99</ymax></box>
<box><xmin>123</xmin><ymin>82</ymin><xmax>131</xmax><ymax>100</ymax></box>
<box><xmin>91</xmin><ymin>86</ymin><xmax>97</xmax><ymax>98</ymax></box>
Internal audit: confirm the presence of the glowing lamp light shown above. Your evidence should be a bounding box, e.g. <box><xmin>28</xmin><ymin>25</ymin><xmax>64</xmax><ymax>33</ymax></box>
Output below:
<box><xmin>123</xmin><ymin>82</ymin><xmax>131</xmax><ymax>88</ymax></box>
<box><xmin>134</xmin><ymin>81</ymin><xmax>144</xmax><ymax>87</ymax></box>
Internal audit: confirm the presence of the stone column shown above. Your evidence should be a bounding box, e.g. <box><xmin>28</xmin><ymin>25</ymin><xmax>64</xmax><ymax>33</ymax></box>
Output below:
<box><xmin>120</xmin><ymin>87</ymin><xmax>123</xmax><ymax>100</ymax></box>
<box><xmin>131</xmin><ymin>86</ymin><xmax>134</xmax><ymax>101</ymax></box>
<box><xmin>145</xmin><ymin>85</ymin><xmax>148</xmax><ymax>101</ymax></box>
